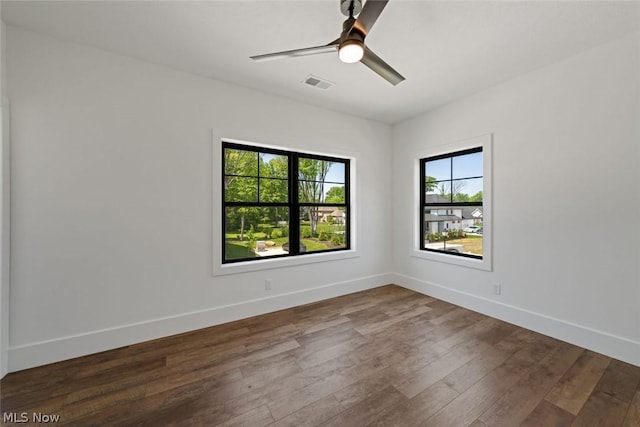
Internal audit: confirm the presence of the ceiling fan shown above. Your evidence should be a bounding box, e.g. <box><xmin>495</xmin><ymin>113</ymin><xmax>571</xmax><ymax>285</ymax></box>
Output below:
<box><xmin>250</xmin><ymin>0</ymin><xmax>405</xmax><ymax>86</ymax></box>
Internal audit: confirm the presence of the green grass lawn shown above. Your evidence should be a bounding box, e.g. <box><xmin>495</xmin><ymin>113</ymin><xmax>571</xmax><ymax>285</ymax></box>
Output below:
<box><xmin>448</xmin><ymin>235</ymin><xmax>483</xmax><ymax>255</ymax></box>
<box><xmin>225</xmin><ymin>241</ymin><xmax>257</xmax><ymax>260</ymax></box>
<box><xmin>301</xmin><ymin>239</ymin><xmax>330</xmax><ymax>251</ymax></box>
<box><xmin>225</xmin><ymin>224</ymin><xmax>345</xmax><ymax>259</ymax></box>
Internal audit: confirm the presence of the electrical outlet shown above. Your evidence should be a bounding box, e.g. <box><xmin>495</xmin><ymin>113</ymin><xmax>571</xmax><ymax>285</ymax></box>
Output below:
<box><xmin>265</xmin><ymin>279</ymin><xmax>272</xmax><ymax>291</ymax></box>
<box><xmin>493</xmin><ymin>283</ymin><xmax>501</xmax><ymax>295</ymax></box>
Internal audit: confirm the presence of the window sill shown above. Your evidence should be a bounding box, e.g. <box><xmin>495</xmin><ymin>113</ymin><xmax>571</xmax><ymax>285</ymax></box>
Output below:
<box><xmin>411</xmin><ymin>249</ymin><xmax>492</xmax><ymax>271</ymax></box>
<box><xmin>213</xmin><ymin>250</ymin><xmax>360</xmax><ymax>276</ymax></box>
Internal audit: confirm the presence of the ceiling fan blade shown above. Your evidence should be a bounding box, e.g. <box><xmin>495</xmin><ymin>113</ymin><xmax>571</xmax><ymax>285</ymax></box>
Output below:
<box><xmin>251</xmin><ymin>43</ymin><xmax>339</xmax><ymax>62</ymax></box>
<box><xmin>360</xmin><ymin>46</ymin><xmax>405</xmax><ymax>85</ymax></box>
<box><xmin>352</xmin><ymin>0</ymin><xmax>389</xmax><ymax>36</ymax></box>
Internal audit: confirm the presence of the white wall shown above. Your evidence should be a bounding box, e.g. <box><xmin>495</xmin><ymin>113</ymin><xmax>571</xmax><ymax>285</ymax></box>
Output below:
<box><xmin>0</xmin><ymin>12</ymin><xmax>10</xmax><ymax>378</ymax></box>
<box><xmin>6</xmin><ymin>27</ymin><xmax>393</xmax><ymax>371</ymax></box>
<box><xmin>392</xmin><ymin>32</ymin><xmax>640</xmax><ymax>365</ymax></box>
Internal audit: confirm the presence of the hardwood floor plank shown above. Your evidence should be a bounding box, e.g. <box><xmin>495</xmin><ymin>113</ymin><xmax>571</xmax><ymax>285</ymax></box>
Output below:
<box><xmin>354</xmin><ymin>305</ymin><xmax>432</xmax><ymax>335</ymax></box>
<box><xmin>423</xmin><ymin>334</ymin><xmax>559</xmax><ymax>427</ymax></box>
<box><xmin>423</xmin><ymin>364</ymin><xmax>525</xmax><ymax>426</ymax></box>
<box><xmin>299</xmin><ymin>315</ymin><xmax>352</xmax><ymax>336</ymax></box>
<box><xmin>545</xmin><ymin>350</ymin><xmax>611</xmax><ymax>415</ymax></box>
<box><xmin>295</xmin><ymin>335</ymin><xmax>370</xmax><ymax>370</ymax></box>
<box><xmin>394</xmin><ymin>339</ymin><xmax>491</xmax><ymax>398</ymax></box>
<box><xmin>165</xmin><ymin>344</ymin><xmax>247</xmax><ymax>367</ymax></box>
<box><xmin>239</xmin><ymin>353</ymin><xmax>300</xmax><ymax>378</ymax></box>
<box><xmin>269</xmin><ymin>395</ymin><xmax>345</xmax><ymax>427</ymax></box>
<box><xmin>520</xmin><ymin>400</ymin><xmax>574</xmax><ymax>427</ymax></box>
<box><xmin>332</xmin><ymin>345</ymin><xmax>419</xmax><ymax>409</ymax></box>
<box><xmin>267</xmin><ymin>349</ymin><xmax>404</xmax><ymax>420</ymax></box>
<box><xmin>219</xmin><ymin>353</ymin><xmax>358</xmax><ymax>421</ymax></box>
<box><xmin>216</xmin><ymin>404</ymin><xmax>274</xmax><ymax>427</ymax></box>
<box><xmin>1</xmin><ymin>356</ymin><xmax>168</xmax><ymax>412</ymax></box>
<box><xmin>622</xmin><ymin>391</ymin><xmax>640</xmax><ymax>427</ymax></box>
<box><xmin>379</xmin><ymin>294</ymin><xmax>436</xmax><ymax>317</ymax></box>
<box><xmin>1</xmin><ymin>285</ymin><xmax>636</xmax><ymax>426</ymax></box>
<box><xmin>442</xmin><ymin>344</ymin><xmax>514</xmax><ymax>393</ymax></box>
<box><xmin>322</xmin><ymin>386</ymin><xmax>406</xmax><ymax>427</ymax></box>
<box><xmin>370</xmin><ymin>381</ymin><xmax>459</xmax><ymax>427</ymax></box>
<box><xmin>595</xmin><ymin>359</ymin><xmax>640</xmax><ymax>404</ymax></box>
<box><xmin>435</xmin><ymin>317</ymin><xmax>499</xmax><ymax>349</ymax></box>
<box><xmin>475</xmin><ymin>321</ymin><xmax>519</xmax><ymax>346</ymax></box>
<box><xmin>477</xmin><ymin>342</ymin><xmax>583</xmax><ymax>427</ymax></box>
<box><xmin>294</xmin><ymin>323</ymin><xmax>363</xmax><ymax>352</ymax></box>
<box><xmin>572</xmin><ymin>390</ymin><xmax>630</xmax><ymax>427</ymax></box>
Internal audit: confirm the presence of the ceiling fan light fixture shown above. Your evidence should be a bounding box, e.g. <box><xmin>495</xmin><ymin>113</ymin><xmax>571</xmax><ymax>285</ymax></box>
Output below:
<box><xmin>338</xmin><ymin>39</ymin><xmax>364</xmax><ymax>63</ymax></box>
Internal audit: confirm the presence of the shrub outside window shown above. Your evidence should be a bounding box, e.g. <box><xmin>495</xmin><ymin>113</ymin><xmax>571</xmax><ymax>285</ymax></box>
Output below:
<box><xmin>223</xmin><ymin>141</ymin><xmax>350</xmax><ymax>263</ymax></box>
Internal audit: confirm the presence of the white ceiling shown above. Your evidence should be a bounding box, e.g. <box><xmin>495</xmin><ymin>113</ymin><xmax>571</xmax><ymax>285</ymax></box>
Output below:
<box><xmin>3</xmin><ymin>1</ymin><xmax>640</xmax><ymax>124</ymax></box>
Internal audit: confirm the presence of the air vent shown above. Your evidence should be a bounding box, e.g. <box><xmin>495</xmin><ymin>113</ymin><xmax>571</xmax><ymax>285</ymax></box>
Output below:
<box><xmin>302</xmin><ymin>75</ymin><xmax>334</xmax><ymax>90</ymax></box>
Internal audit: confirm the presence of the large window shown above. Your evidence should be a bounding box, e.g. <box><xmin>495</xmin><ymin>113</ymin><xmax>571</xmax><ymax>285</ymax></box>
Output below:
<box><xmin>420</xmin><ymin>147</ymin><xmax>484</xmax><ymax>259</ymax></box>
<box><xmin>223</xmin><ymin>141</ymin><xmax>350</xmax><ymax>263</ymax></box>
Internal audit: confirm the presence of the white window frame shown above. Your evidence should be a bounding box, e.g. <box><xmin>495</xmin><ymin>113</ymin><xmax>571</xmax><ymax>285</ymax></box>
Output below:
<box><xmin>411</xmin><ymin>134</ymin><xmax>493</xmax><ymax>271</ymax></box>
<box><xmin>212</xmin><ymin>136</ymin><xmax>358</xmax><ymax>276</ymax></box>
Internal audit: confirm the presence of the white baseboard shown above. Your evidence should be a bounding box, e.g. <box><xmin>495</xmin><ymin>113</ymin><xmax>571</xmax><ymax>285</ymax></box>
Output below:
<box><xmin>8</xmin><ymin>273</ymin><xmax>393</xmax><ymax>372</ymax></box>
<box><xmin>392</xmin><ymin>273</ymin><xmax>640</xmax><ymax>367</ymax></box>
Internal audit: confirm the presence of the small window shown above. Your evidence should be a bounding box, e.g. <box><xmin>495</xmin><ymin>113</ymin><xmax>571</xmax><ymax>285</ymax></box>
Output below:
<box><xmin>420</xmin><ymin>147</ymin><xmax>484</xmax><ymax>259</ymax></box>
<box><xmin>223</xmin><ymin>141</ymin><xmax>350</xmax><ymax>263</ymax></box>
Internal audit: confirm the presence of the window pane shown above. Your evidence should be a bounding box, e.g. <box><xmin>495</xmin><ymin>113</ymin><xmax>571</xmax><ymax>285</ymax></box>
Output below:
<box><xmin>298</xmin><ymin>158</ymin><xmax>345</xmax><ymax>203</ymax></box>
<box><xmin>224</xmin><ymin>207</ymin><xmax>290</xmax><ymax>261</ymax></box>
<box><xmin>260</xmin><ymin>153</ymin><xmax>288</xmax><ymax>178</ymax></box>
<box><xmin>225</xmin><ymin>177</ymin><xmax>258</xmax><ymax>202</ymax></box>
<box><xmin>224</xmin><ymin>149</ymin><xmax>258</xmax><ymax>177</ymax></box>
<box><xmin>298</xmin><ymin>181</ymin><xmax>324</xmax><ymax>203</ymax></box>
<box><xmin>300</xmin><ymin>207</ymin><xmax>347</xmax><ymax>253</ymax></box>
<box><xmin>452</xmin><ymin>151</ymin><xmax>483</xmax><ymax>179</ymax></box>
<box><xmin>259</xmin><ymin>178</ymin><xmax>288</xmax><ymax>203</ymax></box>
<box><xmin>325</xmin><ymin>162</ymin><xmax>345</xmax><ymax>184</ymax></box>
<box><xmin>452</xmin><ymin>177</ymin><xmax>483</xmax><ymax>202</ymax></box>
<box><xmin>324</xmin><ymin>184</ymin><xmax>345</xmax><ymax>204</ymax></box>
<box><xmin>434</xmin><ymin>181</ymin><xmax>452</xmax><ymax>202</ymax></box>
<box><xmin>423</xmin><ymin>208</ymin><xmax>482</xmax><ymax>258</ymax></box>
<box><xmin>425</xmin><ymin>193</ymin><xmax>450</xmax><ymax>204</ymax></box>
<box><xmin>424</xmin><ymin>175</ymin><xmax>440</xmax><ymax>196</ymax></box>
<box><xmin>424</xmin><ymin>157</ymin><xmax>451</xmax><ymax>182</ymax></box>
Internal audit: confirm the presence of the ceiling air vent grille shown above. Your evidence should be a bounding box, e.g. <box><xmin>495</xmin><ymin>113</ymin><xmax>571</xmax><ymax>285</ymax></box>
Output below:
<box><xmin>302</xmin><ymin>75</ymin><xmax>334</xmax><ymax>90</ymax></box>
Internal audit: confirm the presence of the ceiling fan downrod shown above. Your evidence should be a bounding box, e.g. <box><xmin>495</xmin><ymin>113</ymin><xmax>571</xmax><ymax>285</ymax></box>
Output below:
<box><xmin>340</xmin><ymin>0</ymin><xmax>362</xmax><ymax>17</ymax></box>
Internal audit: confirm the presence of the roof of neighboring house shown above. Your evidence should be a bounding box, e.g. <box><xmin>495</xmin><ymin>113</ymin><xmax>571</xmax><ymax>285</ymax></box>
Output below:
<box><xmin>424</xmin><ymin>194</ymin><xmax>450</xmax><ymax>204</ymax></box>
<box><xmin>424</xmin><ymin>214</ymin><xmax>462</xmax><ymax>222</ymax></box>
<box><xmin>462</xmin><ymin>207</ymin><xmax>483</xmax><ymax>219</ymax></box>
<box><xmin>424</xmin><ymin>194</ymin><xmax>483</xmax><ymax>220</ymax></box>
<box><xmin>331</xmin><ymin>210</ymin><xmax>345</xmax><ymax>217</ymax></box>
<box><xmin>316</xmin><ymin>206</ymin><xmax>339</xmax><ymax>214</ymax></box>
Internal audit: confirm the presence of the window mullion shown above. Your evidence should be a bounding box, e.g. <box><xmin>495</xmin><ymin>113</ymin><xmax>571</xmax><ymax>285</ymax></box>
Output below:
<box><xmin>420</xmin><ymin>159</ymin><xmax>425</xmax><ymax>250</ymax></box>
<box><xmin>449</xmin><ymin>158</ymin><xmax>453</xmax><ymax>203</ymax></box>
<box><xmin>289</xmin><ymin>153</ymin><xmax>300</xmax><ymax>256</ymax></box>
<box><xmin>344</xmin><ymin>160</ymin><xmax>351</xmax><ymax>249</ymax></box>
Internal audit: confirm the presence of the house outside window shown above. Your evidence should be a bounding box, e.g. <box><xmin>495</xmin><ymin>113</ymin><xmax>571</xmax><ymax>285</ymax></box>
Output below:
<box><xmin>222</xmin><ymin>141</ymin><xmax>350</xmax><ymax>264</ymax></box>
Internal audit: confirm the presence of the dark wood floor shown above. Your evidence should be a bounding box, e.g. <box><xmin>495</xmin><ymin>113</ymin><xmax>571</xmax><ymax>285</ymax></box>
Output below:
<box><xmin>1</xmin><ymin>285</ymin><xmax>639</xmax><ymax>426</ymax></box>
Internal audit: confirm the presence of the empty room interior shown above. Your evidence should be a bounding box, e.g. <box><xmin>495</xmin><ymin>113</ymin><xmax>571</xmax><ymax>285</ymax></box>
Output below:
<box><xmin>0</xmin><ymin>0</ymin><xmax>639</xmax><ymax>425</ymax></box>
